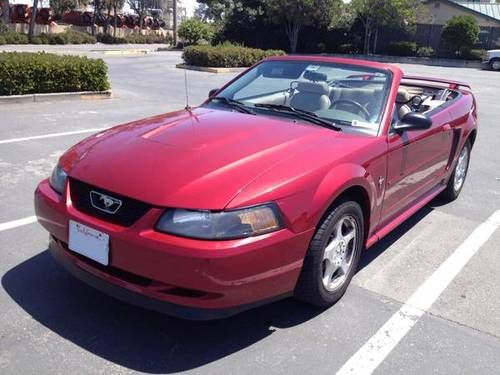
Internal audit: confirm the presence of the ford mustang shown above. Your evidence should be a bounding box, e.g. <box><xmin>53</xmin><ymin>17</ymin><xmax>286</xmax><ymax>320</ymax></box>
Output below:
<box><xmin>34</xmin><ymin>56</ymin><xmax>477</xmax><ymax>319</ymax></box>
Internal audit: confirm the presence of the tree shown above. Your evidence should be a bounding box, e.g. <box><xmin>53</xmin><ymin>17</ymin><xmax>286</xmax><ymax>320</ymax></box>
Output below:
<box><xmin>28</xmin><ymin>0</ymin><xmax>39</xmax><ymax>37</ymax></box>
<box><xmin>178</xmin><ymin>17</ymin><xmax>214</xmax><ymax>45</ymax></box>
<box><xmin>1</xmin><ymin>0</ymin><xmax>10</xmax><ymax>25</ymax></box>
<box><xmin>127</xmin><ymin>0</ymin><xmax>147</xmax><ymax>28</ymax></box>
<box><xmin>441</xmin><ymin>15</ymin><xmax>479</xmax><ymax>56</ymax></box>
<box><xmin>265</xmin><ymin>0</ymin><xmax>340</xmax><ymax>53</ymax></box>
<box><xmin>349</xmin><ymin>0</ymin><xmax>421</xmax><ymax>54</ymax></box>
<box><xmin>50</xmin><ymin>0</ymin><xmax>79</xmax><ymax>19</ymax></box>
<box><xmin>101</xmin><ymin>0</ymin><xmax>124</xmax><ymax>35</ymax></box>
<box><xmin>196</xmin><ymin>0</ymin><xmax>235</xmax><ymax>23</ymax></box>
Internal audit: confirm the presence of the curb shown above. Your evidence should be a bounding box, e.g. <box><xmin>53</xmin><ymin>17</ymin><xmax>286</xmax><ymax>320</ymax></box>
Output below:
<box><xmin>98</xmin><ymin>49</ymin><xmax>152</xmax><ymax>55</ymax></box>
<box><xmin>0</xmin><ymin>90</ymin><xmax>113</xmax><ymax>104</ymax></box>
<box><xmin>325</xmin><ymin>53</ymin><xmax>483</xmax><ymax>69</ymax></box>
<box><xmin>176</xmin><ymin>64</ymin><xmax>245</xmax><ymax>73</ymax></box>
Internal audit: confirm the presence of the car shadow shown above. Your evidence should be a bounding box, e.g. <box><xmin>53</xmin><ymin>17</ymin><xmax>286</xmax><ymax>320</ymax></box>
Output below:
<box><xmin>1</xmin><ymin>250</ymin><xmax>327</xmax><ymax>373</ymax></box>
<box><xmin>2</xmin><ymin>203</ymin><xmax>436</xmax><ymax>373</ymax></box>
<box><xmin>357</xmin><ymin>204</ymin><xmax>434</xmax><ymax>272</ymax></box>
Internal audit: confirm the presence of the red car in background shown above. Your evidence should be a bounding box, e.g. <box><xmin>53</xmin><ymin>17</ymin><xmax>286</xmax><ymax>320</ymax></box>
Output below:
<box><xmin>34</xmin><ymin>56</ymin><xmax>477</xmax><ymax>319</ymax></box>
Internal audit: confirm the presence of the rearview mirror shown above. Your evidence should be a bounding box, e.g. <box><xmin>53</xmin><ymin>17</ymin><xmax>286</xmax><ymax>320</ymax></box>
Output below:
<box><xmin>208</xmin><ymin>88</ymin><xmax>219</xmax><ymax>98</ymax></box>
<box><xmin>394</xmin><ymin>112</ymin><xmax>432</xmax><ymax>132</ymax></box>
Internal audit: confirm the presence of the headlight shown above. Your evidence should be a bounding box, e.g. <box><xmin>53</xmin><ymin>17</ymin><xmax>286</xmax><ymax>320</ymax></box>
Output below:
<box><xmin>155</xmin><ymin>204</ymin><xmax>283</xmax><ymax>240</ymax></box>
<box><xmin>49</xmin><ymin>164</ymin><xmax>68</xmax><ymax>194</ymax></box>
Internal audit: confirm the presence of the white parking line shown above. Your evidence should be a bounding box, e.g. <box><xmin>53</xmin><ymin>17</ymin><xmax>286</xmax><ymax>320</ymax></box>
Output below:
<box><xmin>0</xmin><ymin>128</ymin><xmax>108</xmax><ymax>145</ymax></box>
<box><xmin>0</xmin><ymin>216</ymin><xmax>37</xmax><ymax>232</ymax></box>
<box><xmin>337</xmin><ymin>209</ymin><xmax>500</xmax><ymax>375</ymax></box>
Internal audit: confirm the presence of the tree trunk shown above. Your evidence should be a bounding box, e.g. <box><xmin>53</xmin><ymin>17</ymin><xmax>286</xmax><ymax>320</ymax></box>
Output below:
<box><xmin>285</xmin><ymin>21</ymin><xmax>301</xmax><ymax>54</ymax></box>
<box><xmin>105</xmin><ymin>7</ymin><xmax>111</xmax><ymax>35</ymax></box>
<box><xmin>173</xmin><ymin>0</ymin><xmax>178</xmax><ymax>46</ymax></box>
<box><xmin>1</xmin><ymin>0</ymin><xmax>10</xmax><ymax>25</ymax></box>
<box><xmin>113</xmin><ymin>4</ymin><xmax>117</xmax><ymax>38</ymax></box>
<box><xmin>91</xmin><ymin>0</ymin><xmax>97</xmax><ymax>35</ymax></box>
<box><xmin>373</xmin><ymin>27</ymin><xmax>379</xmax><ymax>54</ymax></box>
<box><xmin>28</xmin><ymin>0</ymin><xmax>39</xmax><ymax>38</ymax></box>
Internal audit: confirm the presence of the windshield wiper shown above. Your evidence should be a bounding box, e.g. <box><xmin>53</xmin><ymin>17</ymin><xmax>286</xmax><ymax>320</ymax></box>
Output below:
<box><xmin>254</xmin><ymin>103</ymin><xmax>341</xmax><ymax>131</ymax></box>
<box><xmin>210</xmin><ymin>97</ymin><xmax>256</xmax><ymax>115</ymax></box>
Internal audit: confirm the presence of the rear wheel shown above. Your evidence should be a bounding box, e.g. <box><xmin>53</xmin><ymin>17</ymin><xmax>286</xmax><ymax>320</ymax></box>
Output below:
<box><xmin>490</xmin><ymin>59</ymin><xmax>500</xmax><ymax>71</ymax></box>
<box><xmin>441</xmin><ymin>141</ymin><xmax>471</xmax><ymax>201</ymax></box>
<box><xmin>295</xmin><ymin>200</ymin><xmax>364</xmax><ymax>307</ymax></box>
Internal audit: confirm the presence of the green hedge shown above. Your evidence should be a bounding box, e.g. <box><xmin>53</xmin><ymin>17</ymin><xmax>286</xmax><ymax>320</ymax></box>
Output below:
<box><xmin>0</xmin><ymin>31</ymin><xmax>29</xmax><ymax>44</ymax></box>
<box><xmin>36</xmin><ymin>30</ymin><xmax>97</xmax><ymax>45</ymax></box>
<box><xmin>182</xmin><ymin>44</ymin><xmax>286</xmax><ymax>67</ymax></box>
<box><xmin>416</xmin><ymin>46</ymin><xmax>435</xmax><ymax>57</ymax></box>
<box><xmin>0</xmin><ymin>52</ymin><xmax>110</xmax><ymax>96</ymax></box>
<box><xmin>0</xmin><ymin>30</ymin><xmax>96</xmax><ymax>45</ymax></box>
<box><xmin>96</xmin><ymin>33</ymin><xmax>170</xmax><ymax>44</ymax></box>
<box><xmin>387</xmin><ymin>41</ymin><xmax>417</xmax><ymax>56</ymax></box>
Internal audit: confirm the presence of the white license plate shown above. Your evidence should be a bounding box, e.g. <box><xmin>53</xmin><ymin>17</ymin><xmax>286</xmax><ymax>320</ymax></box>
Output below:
<box><xmin>68</xmin><ymin>220</ymin><xmax>109</xmax><ymax>266</ymax></box>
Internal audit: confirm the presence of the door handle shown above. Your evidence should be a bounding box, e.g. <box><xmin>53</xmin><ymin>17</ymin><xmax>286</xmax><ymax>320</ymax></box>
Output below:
<box><xmin>442</xmin><ymin>124</ymin><xmax>451</xmax><ymax>131</ymax></box>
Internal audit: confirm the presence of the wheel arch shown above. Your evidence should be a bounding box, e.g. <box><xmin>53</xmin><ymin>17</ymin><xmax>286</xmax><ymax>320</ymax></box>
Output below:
<box><xmin>329</xmin><ymin>186</ymin><xmax>371</xmax><ymax>243</ymax></box>
<box><xmin>315</xmin><ymin>165</ymin><xmax>376</xmax><ymax>241</ymax></box>
<box><xmin>468</xmin><ymin>128</ymin><xmax>477</xmax><ymax>149</ymax></box>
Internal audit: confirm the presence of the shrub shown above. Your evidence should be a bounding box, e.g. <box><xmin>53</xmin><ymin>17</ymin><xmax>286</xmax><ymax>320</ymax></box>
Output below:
<box><xmin>0</xmin><ymin>30</ymin><xmax>96</xmax><ymax>45</ymax></box>
<box><xmin>96</xmin><ymin>33</ymin><xmax>168</xmax><ymax>44</ymax></box>
<box><xmin>387</xmin><ymin>41</ymin><xmax>417</xmax><ymax>56</ymax></box>
<box><xmin>43</xmin><ymin>30</ymin><xmax>96</xmax><ymax>44</ymax></box>
<box><xmin>0</xmin><ymin>36</ymin><xmax>5</xmax><ymax>45</ymax></box>
<box><xmin>441</xmin><ymin>15</ymin><xmax>479</xmax><ymax>56</ymax></box>
<box><xmin>182</xmin><ymin>43</ymin><xmax>286</xmax><ymax>67</ymax></box>
<box><xmin>337</xmin><ymin>44</ymin><xmax>359</xmax><ymax>55</ymax></box>
<box><xmin>178</xmin><ymin>18</ymin><xmax>214</xmax><ymax>45</ymax></box>
<box><xmin>463</xmin><ymin>48</ymin><xmax>483</xmax><ymax>60</ymax></box>
<box><xmin>2</xmin><ymin>31</ymin><xmax>29</xmax><ymax>44</ymax></box>
<box><xmin>416</xmin><ymin>46</ymin><xmax>434</xmax><ymax>58</ymax></box>
<box><xmin>97</xmin><ymin>33</ymin><xmax>126</xmax><ymax>44</ymax></box>
<box><xmin>0</xmin><ymin>52</ymin><xmax>110</xmax><ymax>96</ymax></box>
<box><xmin>0</xmin><ymin>20</ymin><xmax>9</xmax><ymax>34</ymax></box>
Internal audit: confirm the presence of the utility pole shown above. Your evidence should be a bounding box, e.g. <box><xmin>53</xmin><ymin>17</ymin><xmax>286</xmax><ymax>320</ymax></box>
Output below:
<box><xmin>173</xmin><ymin>0</ymin><xmax>177</xmax><ymax>47</ymax></box>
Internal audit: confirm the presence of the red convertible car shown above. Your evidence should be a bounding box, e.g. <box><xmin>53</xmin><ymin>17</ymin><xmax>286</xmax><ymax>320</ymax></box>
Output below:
<box><xmin>35</xmin><ymin>56</ymin><xmax>477</xmax><ymax>319</ymax></box>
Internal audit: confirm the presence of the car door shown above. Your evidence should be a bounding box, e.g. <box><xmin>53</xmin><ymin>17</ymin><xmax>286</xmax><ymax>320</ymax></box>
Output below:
<box><xmin>380</xmin><ymin>108</ymin><xmax>453</xmax><ymax>223</ymax></box>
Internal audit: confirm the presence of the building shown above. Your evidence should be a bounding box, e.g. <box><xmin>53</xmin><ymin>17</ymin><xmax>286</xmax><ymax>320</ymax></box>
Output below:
<box><xmin>418</xmin><ymin>0</ymin><xmax>500</xmax><ymax>49</ymax></box>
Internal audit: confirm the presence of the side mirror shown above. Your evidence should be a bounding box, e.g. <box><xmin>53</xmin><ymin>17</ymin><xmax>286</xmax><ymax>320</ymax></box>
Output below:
<box><xmin>208</xmin><ymin>88</ymin><xmax>219</xmax><ymax>98</ymax></box>
<box><xmin>394</xmin><ymin>112</ymin><xmax>432</xmax><ymax>132</ymax></box>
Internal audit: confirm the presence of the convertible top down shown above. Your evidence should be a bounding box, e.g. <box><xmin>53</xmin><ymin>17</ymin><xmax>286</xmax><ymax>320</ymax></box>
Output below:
<box><xmin>35</xmin><ymin>56</ymin><xmax>477</xmax><ymax>319</ymax></box>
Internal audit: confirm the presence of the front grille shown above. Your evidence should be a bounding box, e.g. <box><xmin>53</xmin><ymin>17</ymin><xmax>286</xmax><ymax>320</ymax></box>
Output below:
<box><xmin>69</xmin><ymin>178</ymin><xmax>151</xmax><ymax>226</ymax></box>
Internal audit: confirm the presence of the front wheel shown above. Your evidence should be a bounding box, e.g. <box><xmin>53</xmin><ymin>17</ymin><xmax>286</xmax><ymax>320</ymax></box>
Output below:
<box><xmin>294</xmin><ymin>200</ymin><xmax>364</xmax><ymax>307</ymax></box>
<box><xmin>441</xmin><ymin>141</ymin><xmax>471</xmax><ymax>201</ymax></box>
<box><xmin>490</xmin><ymin>59</ymin><xmax>500</xmax><ymax>71</ymax></box>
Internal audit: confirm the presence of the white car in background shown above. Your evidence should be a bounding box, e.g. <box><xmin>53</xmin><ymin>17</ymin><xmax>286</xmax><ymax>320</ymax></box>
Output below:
<box><xmin>482</xmin><ymin>49</ymin><xmax>500</xmax><ymax>70</ymax></box>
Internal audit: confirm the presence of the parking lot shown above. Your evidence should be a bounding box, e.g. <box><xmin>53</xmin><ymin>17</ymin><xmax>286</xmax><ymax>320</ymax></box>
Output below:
<box><xmin>0</xmin><ymin>50</ymin><xmax>499</xmax><ymax>374</ymax></box>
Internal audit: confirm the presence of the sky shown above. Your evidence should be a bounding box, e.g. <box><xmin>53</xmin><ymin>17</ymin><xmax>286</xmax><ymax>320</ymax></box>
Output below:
<box><xmin>183</xmin><ymin>0</ymin><xmax>197</xmax><ymax>17</ymax></box>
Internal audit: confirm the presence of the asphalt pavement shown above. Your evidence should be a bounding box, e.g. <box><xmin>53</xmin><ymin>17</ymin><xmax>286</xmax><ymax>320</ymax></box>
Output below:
<box><xmin>0</xmin><ymin>49</ymin><xmax>499</xmax><ymax>375</ymax></box>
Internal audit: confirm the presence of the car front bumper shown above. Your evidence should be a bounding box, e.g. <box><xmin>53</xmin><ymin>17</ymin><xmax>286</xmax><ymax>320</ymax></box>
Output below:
<box><xmin>35</xmin><ymin>179</ymin><xmax>314</xmax><ymax>319</ymax></box>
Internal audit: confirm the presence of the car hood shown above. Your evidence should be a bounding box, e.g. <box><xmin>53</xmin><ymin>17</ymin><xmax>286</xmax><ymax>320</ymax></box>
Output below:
<box><xmin>61</xmin><ymin>107</ymin><xmax>337</xmax><ymax>209</ymax></box>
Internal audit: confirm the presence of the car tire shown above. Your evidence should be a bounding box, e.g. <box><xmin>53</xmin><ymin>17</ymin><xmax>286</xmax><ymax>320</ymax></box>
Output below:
<box><xmin>441</xmin><ymin>140</ymin><xmax>471</xmax><ymax>201</ymax></box>
<box><xmin>490</xmin><ymin>58</ymin><xmax>500</xmax><ymax>71</ymax></box>
<box><xmin>294</xmin><ymin>200</ymin><xmax>364</xmax><ymax>307</ymax></box>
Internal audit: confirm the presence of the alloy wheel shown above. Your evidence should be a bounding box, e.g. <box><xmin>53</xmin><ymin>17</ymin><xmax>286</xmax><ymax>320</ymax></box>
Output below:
<box><xmin>322</xmin><ymin>215</ymin><xmax>357</xmax><ymax>291</ymax></box>
<box><xmin>453</xmin><ymin>145</ymin><xmax>469</xmax><ymax>192</ymax></box>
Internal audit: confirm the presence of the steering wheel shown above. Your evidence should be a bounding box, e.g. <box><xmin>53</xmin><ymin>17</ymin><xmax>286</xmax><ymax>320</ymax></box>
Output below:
<box><xmin>330</xmin><ymin>99</ymin><xmax>370</xmax><ymax>120</ymax></box>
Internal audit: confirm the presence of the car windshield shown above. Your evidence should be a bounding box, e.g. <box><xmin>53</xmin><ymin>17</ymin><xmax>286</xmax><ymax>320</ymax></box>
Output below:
<box><xmin>209</xmin><ymin>60</ymin><xmax>392</xmax><ymax>135</ymax></box>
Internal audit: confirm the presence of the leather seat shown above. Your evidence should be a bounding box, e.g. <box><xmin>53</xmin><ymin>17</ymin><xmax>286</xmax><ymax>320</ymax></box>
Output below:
<box><xmin>290</xmin><ymin>81</ymin><xmax>331</xmax><ymax>112</ymax></box>
<box><xmin>396</xmin><ymin>87</ymin><xmax>412</xmax><ymax>119</ymax></box>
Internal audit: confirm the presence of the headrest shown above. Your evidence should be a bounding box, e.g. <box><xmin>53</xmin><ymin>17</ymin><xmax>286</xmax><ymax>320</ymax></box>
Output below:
<box><xmin>303</xmin><ymin>70</ymin><xmax>328</xmax><ymax>82</ymax></box>
<box><xmin>396</xmin><ymin>87</ymin><xmax>411</xmax><ymax>103</ymax></box>
<box><xmin>296</xmin><ymin>81</ymin><xmax>330</xmax><ymax>95</ymax></box>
